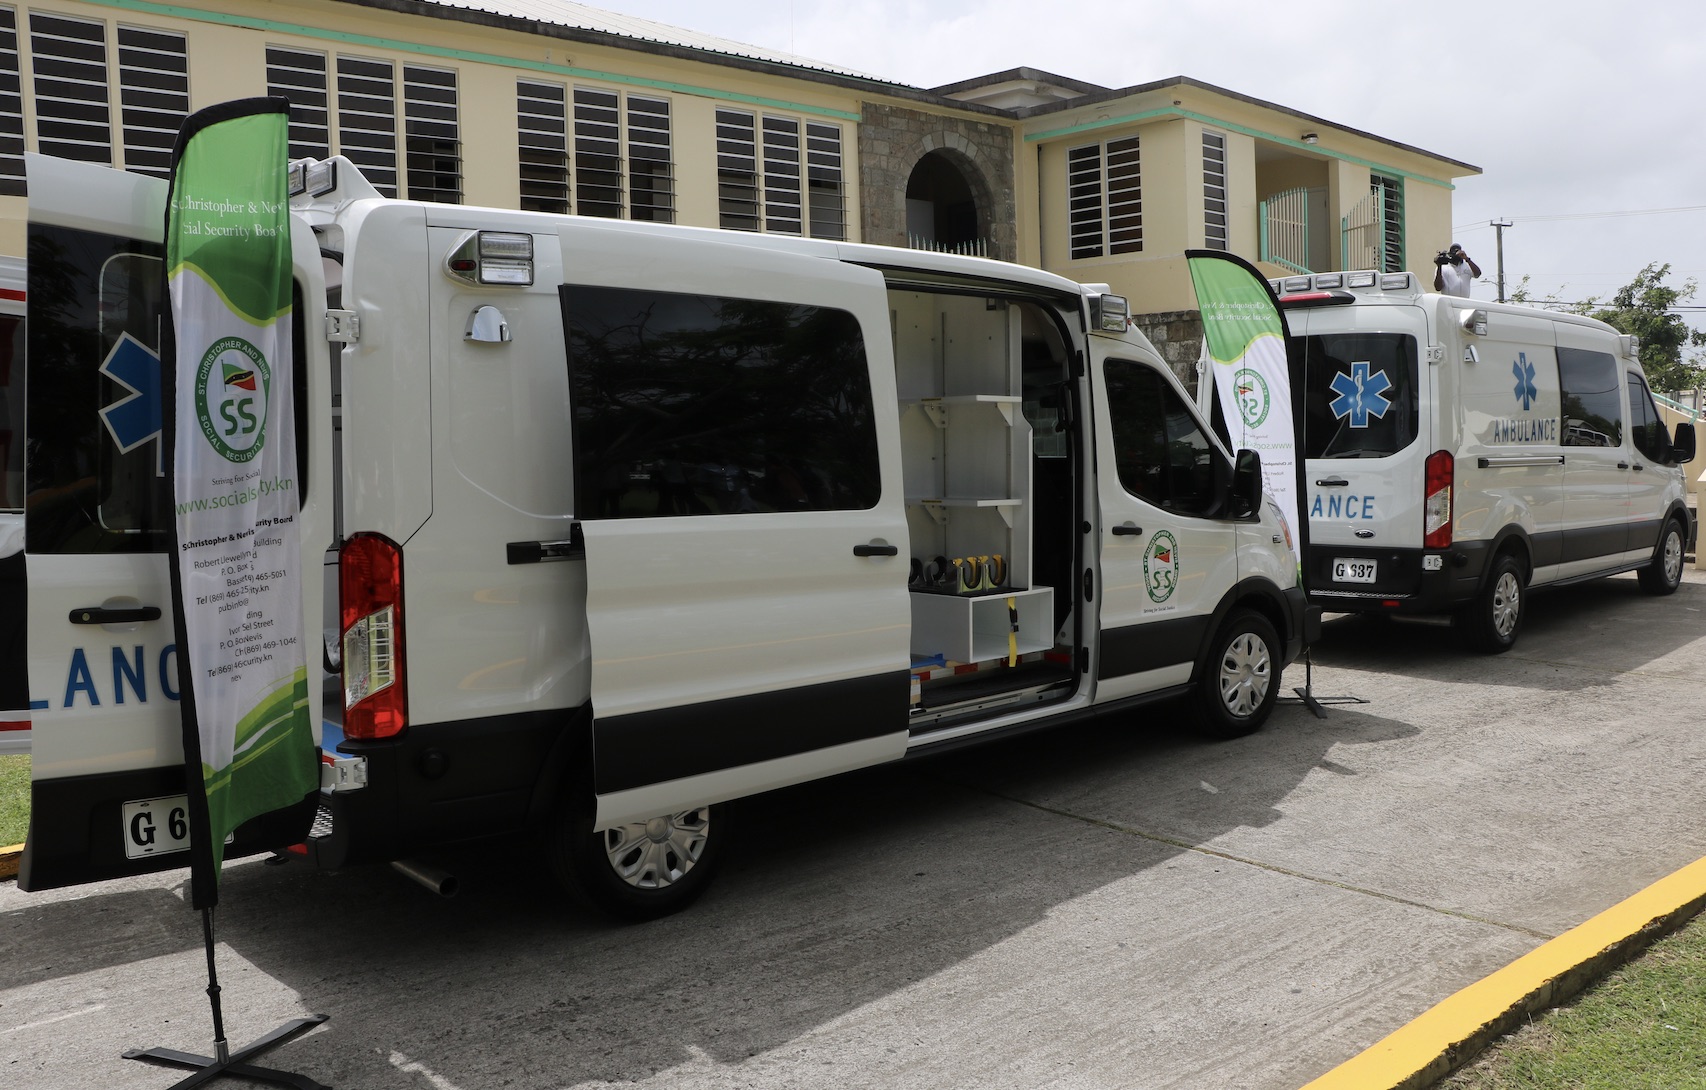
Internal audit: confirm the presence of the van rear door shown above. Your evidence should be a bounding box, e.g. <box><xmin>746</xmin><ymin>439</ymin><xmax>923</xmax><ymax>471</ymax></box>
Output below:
<box><xmin>1296</xmin><ymin>305</ymin><xmax>1430</xmax><ymax>601</ymax></box>
<box><xmin>20</xmin><ymin>155</ymin><xmax>330</xmax><ymax>890</ymax></box>
<box><xmin>558</xmin><ymin>229</ymin><xmax>912</xmax><ymax>829</ymax></box>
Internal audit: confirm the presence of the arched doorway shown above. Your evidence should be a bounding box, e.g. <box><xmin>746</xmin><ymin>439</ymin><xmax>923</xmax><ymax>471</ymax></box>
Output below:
<box><xmin>905</xmin><ymin>152</ymin><xmax>982</xmax><ymax>253</ymax></box>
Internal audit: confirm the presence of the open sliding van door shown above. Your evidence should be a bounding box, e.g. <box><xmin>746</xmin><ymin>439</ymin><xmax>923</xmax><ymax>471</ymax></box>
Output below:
<box><xmin>558</xmin><ymin>228</ymin><xmax>913</xmax><ymax>832</ymax></box>
<box><xmin>19</xmin><ymin>155</ymin><xmax>331</xmax><ymax>890</ymax></box>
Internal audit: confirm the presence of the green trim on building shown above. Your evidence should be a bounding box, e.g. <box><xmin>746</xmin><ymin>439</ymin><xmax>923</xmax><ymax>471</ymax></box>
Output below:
<box><xmin>1025</xmin><ymin>106</ymin><xmax>1455</xmax><ymax>190</ymax></box>
<box><xmin>64</xmin><ymin>0</ymin><xmax>863</xmax><ymax>121</ymax></box>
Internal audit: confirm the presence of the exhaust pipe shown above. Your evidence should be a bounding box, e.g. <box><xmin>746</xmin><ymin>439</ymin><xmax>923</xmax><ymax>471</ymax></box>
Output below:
<box><xmin>389</xmin><ymin>859</ymin><xmax>459</xmax><ymax>898</ymax></box>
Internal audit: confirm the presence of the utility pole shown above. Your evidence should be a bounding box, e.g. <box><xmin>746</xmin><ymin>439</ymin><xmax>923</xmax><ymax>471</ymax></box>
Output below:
<box><xmin>1491</xmin><ymin>219</ymin><xmax>1512</xmax><ymax>302</ymax></box>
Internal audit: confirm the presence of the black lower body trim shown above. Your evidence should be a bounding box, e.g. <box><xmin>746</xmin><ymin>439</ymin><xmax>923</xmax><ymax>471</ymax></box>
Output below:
<box><xmin>20</xmin><ymin>765</ymin><xmax>315</xmax><ymax>892</ymax></box>
<box><xmin>594</xmin><ymin>671</ymin><xmax>910</xmax><ymax>795</ymax></box>
<box><xmin>1097</xmin><ymin>615</ymin><xmax>1207</xmax><ymax>680</ymax></box>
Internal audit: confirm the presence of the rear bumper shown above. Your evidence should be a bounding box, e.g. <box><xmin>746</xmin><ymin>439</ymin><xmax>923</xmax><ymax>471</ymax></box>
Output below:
<box><xmin>1305</xmin><ymin>541</ymin><xmax>1493</xmax><ymax>616</ymax></box>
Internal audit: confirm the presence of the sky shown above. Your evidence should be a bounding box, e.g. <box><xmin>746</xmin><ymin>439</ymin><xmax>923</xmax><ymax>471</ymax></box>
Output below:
<box><xmin>596</xmin><ymin>0</ymin><xmax>1706</xmax><ymax>341</ymax></box>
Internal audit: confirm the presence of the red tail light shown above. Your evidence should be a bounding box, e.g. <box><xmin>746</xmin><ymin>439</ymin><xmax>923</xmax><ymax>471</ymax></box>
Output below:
<box><xmin>1423</xmin><ymin>450</ymin><xmax>1454</xmax><ymax>550</ymax></box>
<box><xmin>340</xmin><ymin>532</ymin><xmax>406</xmax><ymax>739</ymax></box>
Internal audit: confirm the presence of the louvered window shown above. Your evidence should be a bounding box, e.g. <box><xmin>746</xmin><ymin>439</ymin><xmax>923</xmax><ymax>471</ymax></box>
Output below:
<box><xmin>0</xmin><ymin>7</ymin><xmax>23</xmax><ymax>195</ymax></box>
<box><xmin>573</xmin><ymin>86</ymin><xmax>621</xmax><ymax>218</ymax></box>
<box><xmin>762</xmin><ymin>115</ymin><xmax>802</xmax><ymax>235</ymax></box>
<box><xmin>404</xmin><ymin>65</ymin><xmax>459</xmax><ymax>203</ymax></box>
<box><xmin>517</xmin><ymin>80</ymin><xmax>568</xmax><ymax>215</ymax></box>
<box><xmin>805</xmin><ymin>122</ymin><xmax>844</xmax><ymax>241</ymax></box>
<box><xmin>267</xmin><ymin>47</ymin><xmax>329</xmax><ymax>161</ymax></box>
<box><xmin>1067</xmin><ymin>135</ymin><xmax>1141</xmax><ymax>259</ymax></box>
<box><xmin>626</xmin><ymin>95</ymin><xmax>672</xmax><ymax>223</ymax></box>
<box><xmin>1202</xmin><ymin>131</ymin><xmax>1228</xmax><ymax>251</ymax></box>
<box><xmin>30</xmin><ymin>12</ymin><xmax>110</xmax><ymax>165</ymax></box>
<box><xmin>716</xmin><ymin>108</ymin><xmax>759</xmax><ymax>232</ymax></box>
<box><xmin>116</xmin><ymin>25</ymin><xmax>187</xmax><ymax>178</ymax></box>
<box><xmin>1372</xmin><ymin>173</ymin><xmax>1404</xmax><ymax>273</ymax></box>
<box><xmin>337</xmin><ymin>55</ymin><xmax>396</xmax><ymax>196</ymax></box>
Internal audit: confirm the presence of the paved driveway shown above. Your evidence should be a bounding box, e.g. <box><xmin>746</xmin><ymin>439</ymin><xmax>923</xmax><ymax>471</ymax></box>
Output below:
<box><xmin>4</xmin><ymin>570</ymin><xmax>1705</xmax><ymax>1089</ymax></box>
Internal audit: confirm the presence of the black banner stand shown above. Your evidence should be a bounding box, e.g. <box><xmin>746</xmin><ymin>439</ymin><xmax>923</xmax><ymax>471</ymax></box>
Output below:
<box><xmin>1277</xmin><ymin>647</ymin><xmax>1368</xmax><ymax>719</ymax></box>
<box><xmin>124</xmin><ymin>905</ymin><xmax>330</xmax><ymax>1089</ymax></box>
<box><xmin>132</xmin><ymin>98</ymin><xmax>332</xmax><ymax>1090</ymax></box>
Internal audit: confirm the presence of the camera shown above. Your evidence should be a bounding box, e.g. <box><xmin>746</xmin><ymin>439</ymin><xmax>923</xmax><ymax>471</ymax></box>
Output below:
<box><xmin>1434</xmin><ymin>251</ymin><xmax>1451</xmax><ymax>266</ymax></box>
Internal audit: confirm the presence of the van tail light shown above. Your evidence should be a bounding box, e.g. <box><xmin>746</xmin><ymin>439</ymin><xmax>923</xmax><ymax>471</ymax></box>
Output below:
<box><xmin>1423</xmin><ymin>450</ymin><xmax>1454</xmax><ymax>550</ymax></box>
<box><xmin>340</xmin><ymin>532</ymin><xmax>406</xmax><ymax>740</ymax></box>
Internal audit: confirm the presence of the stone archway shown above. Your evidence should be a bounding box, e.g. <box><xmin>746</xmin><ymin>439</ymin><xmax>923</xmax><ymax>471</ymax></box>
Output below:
<box><xmin>906</xmin><ymin>150</ymin><xmax>983</xmax><ymax>252</ymax></box>
<box><xmin>858</xmin><ymin>104</ymin><xmax>1015</xmax><ymax>261</ymax></box>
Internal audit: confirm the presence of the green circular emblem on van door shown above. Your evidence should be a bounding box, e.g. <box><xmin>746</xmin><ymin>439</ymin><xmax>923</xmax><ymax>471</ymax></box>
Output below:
<box><xmin>1233</xmin><ymin>367</ymin><xmax>1270</xmax><ymax>428</ymax></box>
<box><xmin>1144</xmin><ymin>530</ymin><xmax>1180</xmax><ymax>603</ymax></box>
<box><xmin>194</xmin><ymin>336</ymin><xmax>271</xmax><ymax>464</ymax></box>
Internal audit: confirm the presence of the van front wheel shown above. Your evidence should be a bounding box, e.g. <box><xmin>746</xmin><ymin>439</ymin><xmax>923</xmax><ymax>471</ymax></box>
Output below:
<box><xmin>1457</xmin><ymin>554</ymin><xmax>1524</xmax><ymax>653</ymax></box>
<box><xmin>1637</xmin><ymin>518</ymin><xmax>1685</xmax><ymax>595</ymax></box>
<box><xmin>1190</xmin><ymin>609</ymin><xmax>1280</xmax><ymax>740</ymax></box>
<box><xmin>545</xmin><ymin>802</ymin><xmax>728</xmax><ymax>922</ymax></box>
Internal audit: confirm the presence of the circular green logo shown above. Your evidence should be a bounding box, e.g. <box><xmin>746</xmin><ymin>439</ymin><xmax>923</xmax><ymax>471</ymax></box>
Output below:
<box><xmin>194</xmin><ymin>337</ymin><xmax>271</xmax><ymax>464</ymax></box>
<box><xmin>1233</xmin><ymin>367</ymin><xmax>1270</xmax><ymax>428</ymax></box>
<box><xmin>1144</xmin><ymin>530</ymin><xmax>1180</xmax><ymax>603</ymax></box>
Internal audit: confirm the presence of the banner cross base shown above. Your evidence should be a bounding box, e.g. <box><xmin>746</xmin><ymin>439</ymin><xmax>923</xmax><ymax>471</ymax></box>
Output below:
<box><xmin>124</xmin><ymin>1014</ymin><xmax>330</xmax><ymax>1090</ymax></box>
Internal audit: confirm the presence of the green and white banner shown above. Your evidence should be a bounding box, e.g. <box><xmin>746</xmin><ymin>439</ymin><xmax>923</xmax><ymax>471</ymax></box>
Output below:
<box><xmin>168</xmin><ymin>99</ymin><xmax>314</xmax><ymax>894</ymax></box>
<box><xmin>1187</xmin><ymin>251</ymin><xmax>1301</xmax><ymax>569</ymax></box>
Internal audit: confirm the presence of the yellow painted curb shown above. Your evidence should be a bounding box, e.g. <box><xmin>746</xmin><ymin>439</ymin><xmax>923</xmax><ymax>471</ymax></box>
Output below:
<box><xmin>1300</xmin><ymin>854</ymin><xmax>1706</xmax><ymax>1090</ymax></box>
<box><xmin>0</xmin><ymin>843</ymin><xmax>21</xmax><ymax>881</ymax></box>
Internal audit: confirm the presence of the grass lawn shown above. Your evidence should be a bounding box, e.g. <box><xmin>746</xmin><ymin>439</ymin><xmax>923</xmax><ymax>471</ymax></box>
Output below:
<box><xmin>0</xmin><ymin>753</ymin><xmax>27</xmax><ymax>846</ymax></box>
<box><xmin>1441</xmin><ymin>910</ymin><xmax>1706</xmax><ymax>1089</ymax></box>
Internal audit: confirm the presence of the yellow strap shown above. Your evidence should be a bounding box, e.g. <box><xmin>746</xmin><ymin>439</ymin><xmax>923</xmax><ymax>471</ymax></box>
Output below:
<box><xmin>1006</xmin><ymin>595</ymin><xmax>1018</xmax><ymax>666</ymax></box>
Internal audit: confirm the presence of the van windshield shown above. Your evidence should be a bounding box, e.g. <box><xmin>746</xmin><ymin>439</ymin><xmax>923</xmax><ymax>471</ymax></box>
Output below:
<box><xmin>1301</xmin><ymin>332</ymin><xmax>1419</xmax><ymax>459</ymax></box>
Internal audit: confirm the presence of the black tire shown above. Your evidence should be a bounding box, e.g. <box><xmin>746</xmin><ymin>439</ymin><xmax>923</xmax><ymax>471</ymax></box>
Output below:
<box><xmin>544</xmin><ymin>801</ymin><xmax>729</xmax><ymax>922</ymax></box>
<box><xmin>1637</xmin><ymin>518</ymin><xmax>1685</xmax><ymax>596</ymax></box>
<box><xmin>1456</xmin><ymin>553</ymin><xmax>1525</xmax><ymax>654</ymax></box>
<box><xmin>1190</xmin><ymin>609</ymin><xmax>1281</xmax><ymax>740</ymax></box>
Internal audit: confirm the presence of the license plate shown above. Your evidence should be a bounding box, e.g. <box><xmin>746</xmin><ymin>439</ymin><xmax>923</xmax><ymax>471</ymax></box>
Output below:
<box><xmin>1332</xmin><ymin>558</ymin><xmax>1378</xmax><ymax>583</ymax></box>
<box><xmin>121</xmin><ymin>794</ymin><xmax>192</xmax><ymax>859</ymax></box>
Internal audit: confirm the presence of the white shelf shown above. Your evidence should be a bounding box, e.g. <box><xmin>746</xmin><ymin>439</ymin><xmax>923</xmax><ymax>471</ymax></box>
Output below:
<box><xmin>910</xmin><ymin>586</ymin><xmax>1055</xmax><ymax>665</ymax></box>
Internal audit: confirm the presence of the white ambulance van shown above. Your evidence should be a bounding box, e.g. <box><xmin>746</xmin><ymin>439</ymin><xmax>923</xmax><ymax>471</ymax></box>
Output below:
<box><xmin>1276</xmin><ymin>271</ymin><xmax>1695</xmax><ymax>652</ymax></box>
<box><xmin>1</xmin><ymin>254</ymin><xmax>25</xmax><ymax>754</ymax></box>
<box><xmin>17</xmin><ymin>153</ymin><xmax>1313</xmax><ymax>918</ymax></box>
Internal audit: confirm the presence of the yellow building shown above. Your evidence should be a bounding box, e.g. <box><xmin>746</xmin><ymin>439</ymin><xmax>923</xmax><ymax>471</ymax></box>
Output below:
<box><xmin>0</xmin><ymin>0</ymin><xmax>1479</xmax><ymax>367</ymax></box>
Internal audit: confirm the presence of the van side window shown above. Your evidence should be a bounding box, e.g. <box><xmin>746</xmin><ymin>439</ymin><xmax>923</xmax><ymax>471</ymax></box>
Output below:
<box><xmin>562</xmin><ymin>284</ymin><xmax>881</xmax><ymax>517</ymax></box>
<box><xmin>1626</xmin><ymin>373</ymin><xmax>1668</xmax><ymax>463</ymax></box>
<box><xmin>1300</xmin><ymin>333</ymin><xmax>1419</xmax><ymax>459</ymax></box>
<box><xmin>1558</xmin><ymin>348</ymin><xmax>1622</xmax><ymax>449</ymax></box>
<box><xmin>1103</xmin><ymin>358</ymin><xmax>1223</xmax><ymax>517</ymax></box>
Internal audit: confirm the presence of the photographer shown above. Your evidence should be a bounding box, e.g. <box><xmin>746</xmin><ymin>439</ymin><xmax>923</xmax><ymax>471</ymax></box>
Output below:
<box><xmin>1432</xmin><ymin>242</ymin><xmax>1481</xmax><ymax>297</ymax></box>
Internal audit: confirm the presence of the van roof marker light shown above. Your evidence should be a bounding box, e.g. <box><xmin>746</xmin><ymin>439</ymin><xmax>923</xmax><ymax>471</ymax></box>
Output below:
<box><xmin>1312</xmin><ymin>273</ymin><xmax>1343</xmax><ymax>289</ymax></box>
<box><xmin>1380</xmin><ymin>272</ymin><xmax>1413</xmax><ymax>291</ymax></box>
<box><xmin>1346</xmin><ymin>272</ymin><xmax>1378</xmax><ymax>288</ymax></box>
<box><xmin>446</xmin><ymin>231</ymin><xmax>534</xmax><ymax>287</ymax></box>
<box><xmin>1091</xmin><ymin>292</ymin><xmax>1129</xmax><ymax>333</ymax></box>
<box><xmin>1461</xmin><ymin>308</ymin><xmax>1489</xmax><ymax>336</ymax></box>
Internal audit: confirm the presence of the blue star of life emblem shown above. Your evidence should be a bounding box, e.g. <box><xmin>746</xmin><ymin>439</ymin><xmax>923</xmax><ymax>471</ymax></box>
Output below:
<box><xmin>1512</xmin><ymin>353</ymin><xmax>1538</xmax><ymax>411</ymax></box>
<box><xmin>1327</xmin><ymin>361</ymin><xmax>1393</xmax><ymax>428</ymax></box>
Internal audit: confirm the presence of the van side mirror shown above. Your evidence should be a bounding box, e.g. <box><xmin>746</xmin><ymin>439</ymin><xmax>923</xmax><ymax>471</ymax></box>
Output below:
<box><xmin>1673</xmin><ymin>422</ymin><xmax>1697</xmax><ymax>465</ymax></box>
<box><xmin>1232</xmin><ymin>448</ymin><xmax>1263</xmax><ymax>517</ymax></box>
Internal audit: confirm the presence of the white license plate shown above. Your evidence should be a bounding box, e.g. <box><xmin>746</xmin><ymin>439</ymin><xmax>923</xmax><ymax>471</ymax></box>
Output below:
<box><xmin>122</xmin><ymin>794</ymin><xmax>193</xmax><ymax>859</ymax></box>
<box><xmin>1332</xmin><ymin>557</ymin><xmax>1378</xmax><ymax>583</ymax></box>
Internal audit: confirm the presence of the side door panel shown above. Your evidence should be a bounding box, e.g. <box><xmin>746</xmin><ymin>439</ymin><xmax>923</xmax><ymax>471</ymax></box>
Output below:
<box><xmin>1555</xmin><ymin>331</ymin><xmax>1630</xmax><ymax>575</ymax></box>
<box><xmin>558</xmin><ymin>230</ymin><xmax>912</xmax><ymax>829</ymax></box>
<box><xmin>1090</xmin><ymin>345</ymin><xmax>1236</xmax><ymax>702</ymax></box>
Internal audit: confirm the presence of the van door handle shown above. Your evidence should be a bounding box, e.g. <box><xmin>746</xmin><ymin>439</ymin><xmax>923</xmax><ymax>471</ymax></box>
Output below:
<box><xmin>70</xmin><ymin>605</ymin><xmax>162</xmax><ymax>625</ymax></box>
<box><xmin>1111</xmin><ymin>524</ymin><xmax>1144</xmax><ymax>536</ymax></box>
<box><xmin>1631</xmin><ymin>463</ymin><xmax>1645</xmax><ymax>472</ymax></box>
<box><xmin>853</xmin><ymin>543</ymin><xmax>899</xmax><ymax>557</ymax></box>
<box><xmin>1315</xmin><ymin>477</ymin><xmax>1349</xmax><ymax>487</ymax></box>
<box><xmin>1618</xmin><ymin>462</ymin><xmax>1630</xmax><ymax>470</ymax></box>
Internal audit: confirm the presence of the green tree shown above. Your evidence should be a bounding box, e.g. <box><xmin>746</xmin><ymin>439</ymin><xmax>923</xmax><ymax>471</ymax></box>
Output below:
<box><xmin>1569</xmin><ymin>263</ymin><xmax>1706</xmax><ymax>396</ymax></box>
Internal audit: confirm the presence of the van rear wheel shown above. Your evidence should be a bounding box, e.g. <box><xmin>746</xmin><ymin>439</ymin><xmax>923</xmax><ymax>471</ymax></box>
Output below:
<box><xmin>1190</xmin><ymin>609</ymin><xmax>1280</xmax><ymax>740</ymax></box>
<box><xmin>545</xmin><ymin>802</ymin><xmax>728</xmax><ymax>922</ymax></box>
<box><xmin>1637</xmin><ymin>518</ymin><xmax>1685</xmax><ymax>595</ymax></box>
<box><xmin>1457</xmin><ymin>553</ymin><xmax>1524</xmax><ymax>653</ymax></box>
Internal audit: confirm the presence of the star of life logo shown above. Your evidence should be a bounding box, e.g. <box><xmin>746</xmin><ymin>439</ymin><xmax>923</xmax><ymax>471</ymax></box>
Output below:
<box><xmin>1512</xmin><ymin>353</ymin><xmax>1538</xmax><ymax>411</ymax></box>
<box><xmin>1327</xmin><ymin>361</ymin><xmax>1393</xmax><ymax>428</ymax></box>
